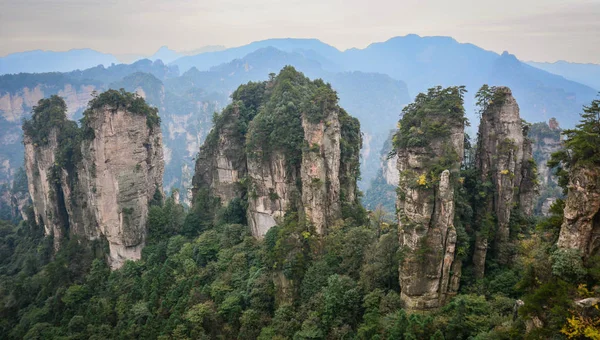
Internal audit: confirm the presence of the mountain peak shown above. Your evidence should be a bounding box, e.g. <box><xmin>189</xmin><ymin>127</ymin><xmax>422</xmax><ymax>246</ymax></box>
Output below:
<box><xmin>150</xmin><ymin>46</ymin><xmax>183</xmax><ymax>64</ymax></box>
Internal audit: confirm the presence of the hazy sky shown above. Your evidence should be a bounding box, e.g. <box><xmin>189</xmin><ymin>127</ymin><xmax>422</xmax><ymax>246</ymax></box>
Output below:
<box><xmin>1</xmin><ymin>0</ymin><xmax>599</xmax><ymax>63</ymax></box>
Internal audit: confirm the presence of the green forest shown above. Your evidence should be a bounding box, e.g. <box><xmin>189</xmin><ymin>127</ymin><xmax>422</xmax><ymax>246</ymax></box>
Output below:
<box><xmin>1</xmin><ymin>77</ymin><xmax>600</xmax><ymax>340</ymax></box>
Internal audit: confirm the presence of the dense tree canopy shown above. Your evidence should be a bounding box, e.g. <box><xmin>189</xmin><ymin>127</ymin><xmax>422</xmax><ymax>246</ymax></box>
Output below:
<box><xmin>3</xmin><ymin>89</ymin><xmax>600</xmax><ymax>339</ymax></box>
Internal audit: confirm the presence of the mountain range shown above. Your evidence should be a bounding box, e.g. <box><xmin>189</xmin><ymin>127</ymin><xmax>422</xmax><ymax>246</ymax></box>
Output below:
<box><xmin>527</xmin><ymin>60</ymin><xmax>600</xmax><ymax>91</ymax></box>
<box><xmin>1</xmin><ymin>34</ymin><xmax>599</xmax><ymax>199</ymax></box>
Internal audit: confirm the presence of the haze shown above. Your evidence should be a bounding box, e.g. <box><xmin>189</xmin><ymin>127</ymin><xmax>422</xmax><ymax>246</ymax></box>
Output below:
<box><xmin>1</xmin><ymin>0</ymin><xmax>599</xmax><ymax>63</ymax></box>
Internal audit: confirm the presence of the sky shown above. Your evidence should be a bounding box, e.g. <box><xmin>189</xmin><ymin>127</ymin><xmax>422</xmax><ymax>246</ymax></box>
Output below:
<box><xmin>1</xmin><ymin>0</ymin><xmax>599</xmax><ymax>63</ymax></box>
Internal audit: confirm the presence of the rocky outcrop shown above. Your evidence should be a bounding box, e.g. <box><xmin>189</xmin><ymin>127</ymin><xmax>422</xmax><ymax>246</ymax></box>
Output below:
<box><xmin>193</xmin><ymin>67</ymin><xmax>362</xmax><ymax>238</ymax></box>
<box><xmin>529</xmin><ymin>119</ymin><xmax>563</xmax><ymax>215</ymax></box>
<box><xmin>192</xmin><ymin>105</ymin><xmax>247</xmax><ymax>205</ymax></box>
<box><xmin>473</xmin><ymin>86</ymin><xmax>538</xmax><ymax>278</ymax></box>
<box><xmin>362</xmin><ymin>131</ymin><xmax>398</xmax><ymax>213</ymax></box>
<box><xmin>0</xmin><ymin>84</ymin><xmax>95</xmax><ymax>122</ymax></box>
<box><xmin>0</xmin><ymin>186</ymin><xmax>29</xmax><ymax>221</ymax></box>
<box><xmin>382</xmin><ymin>154</ymin><xmax>399</xmax><ymax>187</ymax></box>
<box><xmin>24</xmin><ymin>129</ymin><xmax>64</xmax><ymax>249</ymax></box>
<box><xmin>23</xmin><ymin>92</ymin><xmax>164</xmax><ymax>269</ymax></box>
<box><xmin>246</xmin><ymin>152</ymin><xmax>297</xmax><ymax>237</ymax></box>
<box><xmin>395</xmin><ymin>86</ymin><xmax>465</xmax><ymax>310</ymax></box>
<box><xmin>300</xmin><ymin>109</ymin><xmax>342</xmax><ymax>234</ymax></box>
<box><xmin>556</xmin><ymin>167</ymin><xmax>600</xmax><ymax>258</ymax></box>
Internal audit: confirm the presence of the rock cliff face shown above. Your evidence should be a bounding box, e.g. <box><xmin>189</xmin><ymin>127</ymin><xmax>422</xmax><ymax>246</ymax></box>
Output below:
<box><xmin>556</xmin><ymin>167</ymin><xmax>600</xmax><ymax>258</ymax></box>
<box><xmin>362</xmin><ymin>131</ymin><xmax>399</xmax><ymax>213</ymax></box>
<box><xmin>394</xmin><ymin>86</ymin><xmax>466</xmax><ymax>310</ymax></box>
<box><xmin>472</xmin><ymin>86</ymin><xmax>537</xmax><ymax>278</ymax></box>
<box><xmin>23</xmin><ymin>92</ymin><xmax>164</xmax><ymax>268</ymax></box>
<box><xmin>193</xmin><ymin>67</ymin><xmax>362</xmax><ymax>238</ymax></box>
<box><xmin>192</xmin><ymin>105</ymin><xmax>248</xmax><ymax>205</ymax></box>
<box><xmin>24</xmin><ymin>129</ymin><xmax>63</xmax><ymax>246</ymax></box>
<box><xmin>529</xmin><ymin>119</ymin><xmax>563</xmax><ymax>215</ymax></box>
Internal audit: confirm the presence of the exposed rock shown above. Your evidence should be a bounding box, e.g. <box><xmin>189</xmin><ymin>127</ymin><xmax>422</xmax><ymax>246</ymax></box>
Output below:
<box><xmin>395</xmin><ymin>86</ymin><xmax>465</xmax><ymax>310</ymax></box>
<box><xmin>473</xmin><ymin>86</ymin><xmax>537</xmax><ymax>278</ymax></box>
<box><xmin>382</xmin><ymin>154</ymin><xmax>399</xmax><ymax>187</ymax></box>
<box><xmin>556</xmin><ymin>167</ymin><xmax>600</xmax><ymax>258</ymax></box>
<box><xmin>247</xmin><ymin>152</ymin><xmax>296</xmax><ymax>238</ymax></box>
<box><xmin>75</xmin><ymin>105</ymin><xmax>164</xmax><ymax>268</ymax></box>
<box><xmin>300</xmin><ymin>109</ymin><xmax>342</xmax><ymax>234</ymax></box>
<box><xmin>24</xmin><ymin>129</ymin><xmax>64</xmax><ymax>249</ymax></box>
<box><xmin>23</xmin><ymin>93</ymin><xmax>164</xmax><ymax>269</ymax></box>
<box><xmin>362</xmin><ymin>130</ymin><xmax>398</xmax><ymax>213</ymax></box>
<box><xmin>0</xmin><ymin>188</ymin><xmax>29</xmax><ymax>221</ymax></box>
<box><xmin>192</xmin><ymin>105</ymin><xmax>247</xmax><ymax>205</ymax></box>
<box><xmin>192</xmin><ymin>67</ymin><xmax>362</xmax><ymax>238</ymax></box>
<box><xmin>575</xmin><ymin>297</ymin><xmax>600</xmax><ymax>309</ymax></box>
<box><xmin>529</xmin><ymin>120</ymin><xmax>563</xmax><ymax>214</ymax></box>
<box><xmin>525</xmin><ymin>316</ymin><xmax>544</xmax><ymax>333</ymax></box>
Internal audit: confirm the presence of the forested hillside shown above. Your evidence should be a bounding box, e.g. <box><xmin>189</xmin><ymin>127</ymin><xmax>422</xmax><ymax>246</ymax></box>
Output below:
<box><xmin>1</xmin><ymin>67</ymin><xmax>599</xmax><ymax>338</ymax></box>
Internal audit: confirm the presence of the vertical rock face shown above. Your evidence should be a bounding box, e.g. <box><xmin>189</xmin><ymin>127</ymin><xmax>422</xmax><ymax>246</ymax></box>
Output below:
<box><xmin>383</xmin><ymin>154</ymin><xmax>400</xmax><ymax>187</ymax></box>
<box><xmin>24</xmin><ymin>129</ymin><xmax>64</xmax><ymax>249</ymax></box>
<box><xmin>192</xmin><ymin>105</ymin><xmax>248</xmax><ymax>204</ymax></box>
<box><xmin>246</xmin><ymin>152</ymin><xmax>297</xmax><ymax>237</ymax></box>
<box><xmin>556</xmin><ymin>167</ymin><xmax>600</xmax><ymax>258</ymax></box>
<box><xmin>394</xmin><ymin>86</ymin><xmax>466</xmax><ymax>310</ymax></box>
<box><xmin>75</xmin><ymin>106</ymin><xmax>164</xmax><ymax>268</ymax></box>
<box><xmin>529</xmin><ymin>119</ymin><xmax>563</xmax><ymax>215</ymax></box>
<box><xmin>23</xmin><ymin>92</ymin><xmax>164</xmax><ymax>269</ymax></box>
<box><xmin>300</xmin><ymin>110</ymin><xmax>342</xmax><ymax>234</ymax></box>
<box><xmin>473</xmin><ymin>86</ymin><xmax>537</xmax><ymax>277</ymax></box>
<box><xmin>192</xmin><ymin>67</ymin><xmax>362</xmax><ymax>238</ymax></box>
<box><xmin>362</xmin><ymin>130</ymin><xmax>398</xmax><ymax>213</ymax></box>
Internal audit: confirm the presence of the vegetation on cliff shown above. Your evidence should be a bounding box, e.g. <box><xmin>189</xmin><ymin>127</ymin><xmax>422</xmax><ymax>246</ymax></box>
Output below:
<box><xmin>3</xmin><ymin>85</ymin><xmax>600</xmax><ymax>338</ymax></box>
<box><xmin>83</xmin><ymin>88</ymin><xmax>161</xmax><ymax>131</ymax></box>
<box><xmin>393</xmin><ymin>85</ymin><xmax>467</xmax><ymax>151</ymax></box>
<box><xmin>195</xmin><ymin>66</ymin><xmax>364</xmax><ymax>229</ymax></box>
<box><xmin>549</xmin><ymin>98</ymin><xmax>600</xmax><ymax>191</ymax></box>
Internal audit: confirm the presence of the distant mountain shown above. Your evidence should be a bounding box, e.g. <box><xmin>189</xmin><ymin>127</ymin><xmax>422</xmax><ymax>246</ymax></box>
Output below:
<box><xmin>172</xmin><ymin>35</ymin><xmax>597</xmax><ymax>127</ymax></box>
<box><xmin>149</xmin><ymin>46</ymin><xmax>183</xmax><ymax>64</ymax></box>
<box><xmin>0</xmin><ymin>49</ymin><xmax>119</xmax><ymax>75</ymax></box>
<box><xmin>488</xmin><ymin>52</ymin><xmax>596</xmax><ymax>125</ymax></box>
<box><xmin>181</xmin><ymin>45</ymin><xmax>226</xmax><ymax>55</ymax></box>
<box><xmin>2</xmin><ymin>34</ymin><xmax>599</xmax><ymax>196</ymax></box>
<box><xmin>170</xmin><ymin>38</ymin><xmax>342</xmax><ymax>73</ymax></box>
<box><xmin>339</xmin><ymin>35</ymin><xmax>597</xmax><ymax>127</ymax></box>
<box><xmin>67</xmin><ymin>58</ymin><xmax>180</xmax><ymax>84</ymax></box>
<box><xmin>527</xmin><ymin>60</ymin><xmax>600</xmax><ymax>91</ymax></box>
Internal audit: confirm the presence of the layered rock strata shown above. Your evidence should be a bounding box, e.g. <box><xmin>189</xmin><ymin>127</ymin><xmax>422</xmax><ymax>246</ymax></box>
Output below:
<box><xmin>395</xmin><ymin>86</ymin><xmax>465</xmax><ymax>310</ymax></box>
<box><xmin>472</xmin><ymin>87</ymin><xmax>537</xmax><ymax>278</ymax></box>
<box><xmin>23</xmin><ymin>93</ymin><xmax>164</xmax><ymax>268</ymax></box>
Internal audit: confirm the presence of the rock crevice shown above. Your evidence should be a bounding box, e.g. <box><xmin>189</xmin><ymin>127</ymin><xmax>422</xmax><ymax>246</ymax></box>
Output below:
<box><xmin>472</xmin><ymin>86</ymin><xmax>537</xmax><ymax>278</ymax></box>
<box><xmin>23</xmin><ymin>93</ymin><xmax>164</xmax><ymax>269</ymax></box>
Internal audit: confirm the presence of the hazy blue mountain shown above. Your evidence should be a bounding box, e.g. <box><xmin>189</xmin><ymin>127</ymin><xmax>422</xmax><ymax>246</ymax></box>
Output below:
<box><xmin>527</xmin><ymin>60</ymin><xmax>600</xmax><ymax>90</ymax></box>
<box><xmin>181</xmin><ymin>45</ymin><xmax>227</xmax><ymax>55</ymax></box>
<box><xmin>0</xmin><ymin>48</ymin><xmax>119</xmax><ymax>75</ymax></box>
<box><xmin>488</xmin><ymin>52</ymin><xmax>597</xmax><ymax>125</ymax></box>
<box><xmin>149</xmin><ymin>46</ymin><xmax>184</xmax><ymax>64</ymax></box>
<box><xmin>172</xmin><ymin>35</ymin><xmax>597</xmax><ymax>127</ymax></box>
<box><xmin>341</xmin><ymin>35</ymin><xmax>496</xmax><ymax>95</ymax></box>
<box><xmin>170</xmin><ymin>38</ymin><xmax>342</xmax><ymax>73</ymax></box>
<box><xmin>2</xmin><ymin>35</ymin><xmax>598</xmax><ymax>196</ymax></box>
<box><xmin>67</xmin><ymin>58</ymin><xmax>180</xmax><ymax>84</ymax></box>
<box><xmin>340</xmin><ymin>36</ymin><xmax>596</xmax><ymax>126</ymax></box>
